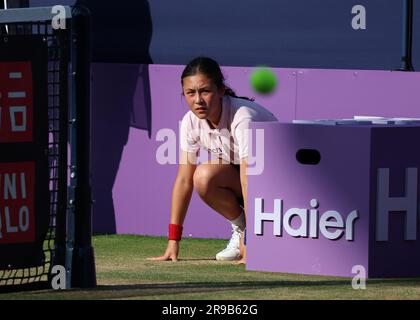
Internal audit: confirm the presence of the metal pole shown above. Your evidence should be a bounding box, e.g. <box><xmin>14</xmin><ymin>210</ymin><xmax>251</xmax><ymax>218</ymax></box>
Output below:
<box><xmin>69</xmin><ymin>5</ymin><xmax>96</xmax><ymax>288</ymax></box>
<box><xmin>400</xmin><ymin>0</ymin><xmax>414</xmax><ymax>71</ymax></box>
<box><xmin>2</xmin><ymin>0</ymin><xmax>8</xmax><ymax>34</ymax></box>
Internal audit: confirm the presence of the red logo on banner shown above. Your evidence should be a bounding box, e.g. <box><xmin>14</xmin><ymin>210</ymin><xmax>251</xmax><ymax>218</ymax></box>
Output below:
<box><xmin>0</xmin><ymin>62</ymin><xmax>33</xmax><ymax>143</ymax></box>
<box><xmin>0</xmin><ymin>162</ymin><xmax>35</xmax><ymax>244</ymax></box>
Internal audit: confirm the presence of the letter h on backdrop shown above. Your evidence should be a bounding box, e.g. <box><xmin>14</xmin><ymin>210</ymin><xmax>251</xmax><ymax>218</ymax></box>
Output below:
<box><xmin>376</xmin><ymin>168</ymin><xmax>418</xmax><ymax>241</ymax></box>
<box><xmin>254</xmin><ymin>198</ymin><xmax>282</xmax><ymax>236</ymax></box>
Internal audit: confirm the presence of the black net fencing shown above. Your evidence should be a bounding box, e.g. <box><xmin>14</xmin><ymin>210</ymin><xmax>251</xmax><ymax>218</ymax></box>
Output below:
<box><xmin>0</xmin><ymin>6</ymin><xmax>94</xmax><ymax>292</ymax></box>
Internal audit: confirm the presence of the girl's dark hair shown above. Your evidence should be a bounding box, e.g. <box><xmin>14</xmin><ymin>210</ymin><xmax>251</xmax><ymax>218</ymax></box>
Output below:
<box><xmin>181</xmin><ymin>57</ymin><xmax>254</xmax><ymax>101</ymax></box>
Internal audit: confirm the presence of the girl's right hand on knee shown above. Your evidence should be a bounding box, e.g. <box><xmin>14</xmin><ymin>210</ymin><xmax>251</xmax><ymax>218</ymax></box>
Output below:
<box><xmin>147</xmin><ymin>240</ymin><xmax>179</xmax><ymax>262</ymax></box>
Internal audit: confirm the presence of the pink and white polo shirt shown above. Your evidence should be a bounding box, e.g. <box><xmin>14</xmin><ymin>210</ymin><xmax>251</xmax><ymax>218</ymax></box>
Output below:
<box><xmin>180</xmin><ymin>96</ymin><xmax>278</xmax><ymax>164</ymax></box>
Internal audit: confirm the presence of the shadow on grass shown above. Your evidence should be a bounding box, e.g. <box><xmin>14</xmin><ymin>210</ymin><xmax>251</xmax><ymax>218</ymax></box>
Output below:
<box><xmin>62</xmin><ymin>278</ymin><xmax>420</xmax><ymax>299</ymax></box>
<box><xmin>176</xmin><ymin>259</ymin><xmax>216</xmax><ymax>261</ymax></box>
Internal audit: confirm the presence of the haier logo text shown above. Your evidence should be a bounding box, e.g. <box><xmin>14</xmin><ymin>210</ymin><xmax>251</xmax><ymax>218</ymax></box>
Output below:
<box><xmin>254</xmin><ymin>168</ymin><xmax>419</xmax><ymax>242</ymax></box>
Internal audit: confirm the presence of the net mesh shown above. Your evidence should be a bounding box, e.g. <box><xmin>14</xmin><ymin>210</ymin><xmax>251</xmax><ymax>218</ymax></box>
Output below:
<box><xmin>0</xmin><ymin>19</ymin><xmax>69</xmax><ymax>291</ymax></box>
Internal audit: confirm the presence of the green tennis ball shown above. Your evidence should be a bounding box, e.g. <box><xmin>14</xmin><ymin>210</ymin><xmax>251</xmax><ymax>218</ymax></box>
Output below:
<box><xmin>250</xmin><ymin>67</ymin><xmax>278</xmax><ymax>94</ymax></box>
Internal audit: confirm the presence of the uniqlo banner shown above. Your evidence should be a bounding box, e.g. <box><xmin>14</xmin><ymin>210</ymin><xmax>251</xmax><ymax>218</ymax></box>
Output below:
<box><xmin>0</xmin><ymin>61</ymin><xmax>33</xmax><ymax>143</ymax></box>
<box><xmin>0</xmin><ymin>35</ymin><xmax>50</xmax><ymax>269</ymax></box>
<box><xmin>0</xmin><ymin>162</ymin><xmax>35</xmax><ymax>244</ymax></box>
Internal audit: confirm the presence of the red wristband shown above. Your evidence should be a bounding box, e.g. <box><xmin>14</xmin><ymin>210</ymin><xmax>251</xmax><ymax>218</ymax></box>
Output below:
<box><xmin>169</xmin><ymin>224</ymin><xmax>183</xmax><ymax>241</ymax></box>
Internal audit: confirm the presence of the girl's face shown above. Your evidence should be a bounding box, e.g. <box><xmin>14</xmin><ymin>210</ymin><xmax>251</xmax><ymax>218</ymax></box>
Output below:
<box><xmin>182</xmin><ymin>73</ymin><xmax>225</xmax><ymax>122</ymax></box>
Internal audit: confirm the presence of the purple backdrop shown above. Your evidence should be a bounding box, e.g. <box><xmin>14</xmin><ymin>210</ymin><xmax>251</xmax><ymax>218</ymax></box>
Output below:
<box><xmin>246</xmin><ymin>123</ymin><xmax>371</xmax><ymax>277</ymax></box>
<box><xmin>246</xmin><ymin>123</ymin><xmax>420</xmax><ymax>278</ymax></box>
<box><xmin>91</xmin><ymin>64</ymin><xmax>420</xmax><ymax>241</ymax></box>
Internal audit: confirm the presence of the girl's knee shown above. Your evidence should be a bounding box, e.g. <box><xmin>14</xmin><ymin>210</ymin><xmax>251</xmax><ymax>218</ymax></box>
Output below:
<box><xmin>193</xmin><ymin>165</ymin><xmax>214</xmax><ymax>196</ymax></box>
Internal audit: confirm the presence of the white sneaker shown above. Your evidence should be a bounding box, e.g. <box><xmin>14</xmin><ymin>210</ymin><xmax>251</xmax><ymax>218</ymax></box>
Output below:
<box><xmin>216</xmin><ymin>224</ymin><xmax>244</xmax><ymax>261</ymax></box>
